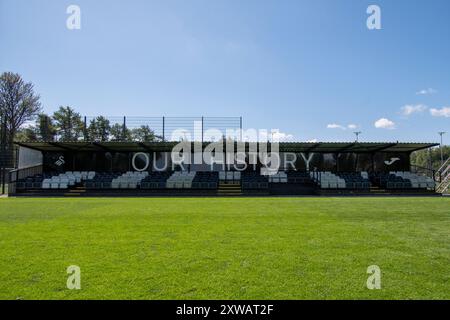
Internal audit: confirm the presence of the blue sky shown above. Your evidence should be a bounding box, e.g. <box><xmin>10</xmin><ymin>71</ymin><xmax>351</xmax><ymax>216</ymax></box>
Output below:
<box><xmin>1</xmin><ymin>0</ymin><xmax>449</xmax><ymax>143</ymax></box>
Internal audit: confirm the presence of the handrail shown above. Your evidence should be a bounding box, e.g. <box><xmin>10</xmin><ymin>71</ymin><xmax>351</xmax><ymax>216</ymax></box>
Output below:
<box><xmin>9</xmin><ymin>164</ymin><xmax>43</xmax><ymax>183</ymax></box>
<box><xmin>410</xmin><ymin>164</ymin><xmax>435</xmax><ymax>179</ymax></box>
<box><xmin>437</xmin><ymin>157</ymin><xmax>450</xmax><ymax>174</ymax></box>
<box><xmin>442</xmin><ymin>166</ymin><xmax>450</xmax><ymax>178</ymax></box>
<box><xmin>437</xmin><ymin>179</ymin><xmax>449</xmax><ymax>194</ymax></box>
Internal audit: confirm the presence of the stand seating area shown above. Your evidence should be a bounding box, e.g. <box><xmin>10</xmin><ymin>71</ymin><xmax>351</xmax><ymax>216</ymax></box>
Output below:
<box><xmin>336</xmin><ymin>172</ymin><xmax>371</xmax><ymax>189</ymax></box>
<box><xmin>43</xmin><ymin>171</ymin><xmax>95</xmax><ymax>189</ymax></box>
<box><xmin>140</xmin><ymin>172</ymin><xmax>172</xmax><ymax>189</ymax></box>
<box><xmin>241</xmin><ymin>172</ymin><xmax>269</xmax><ymax>190</ymax></box>
<box><xmin>15</xmin><ymin>173</ymin><xmax>46</xmax><ymax>190</ymax></box>
<box><xmin>86</xmin><ymin>172</ymin><xmax>121</xmax><ymax>189</ymax></box>
<box><xmin>111</xmin><ymin>172</ymin><xmax>149</xmax><ymax>189</ymax></box>
<box><xmin>315</xmin><ymin>172</ymin><xmax>347</xmax><ymax>189</ymax></box>
<box><xmin>219</xmin><ymin>171</ymin><xmax>241</xmax><ymax>183</ymax></box>
<box><xmin>372</xmin><ymin>172</ymin><xmax>435</xmax><ymax>190</ymax></box>
<box><xmin>12</xmin><ymin>170</ymin><xmax>438</xmax><ymax>195</ymax></box>
<box><xmin>268</xmin><ymin>172</ymin><xmax>288</xmax><ymax>183</ymax></box>
<box><xmin>166</xmin><ymin>171</ymin><xmax>196</xmax><ymax>189</ymax></box>
<box><xmin>287</xmin><ymin>171</ymin><xmax>315</xmax><ymax>184</ymax></box>
<box><xmin>192</xmin><ymin>172</ymin><xmax>219</xmax><ymax>189</ymax></box>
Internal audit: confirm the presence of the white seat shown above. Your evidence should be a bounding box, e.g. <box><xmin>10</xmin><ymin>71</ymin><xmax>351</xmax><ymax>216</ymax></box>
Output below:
<box><xmin>175</xmin><ymin>181</ymin><xmax>183</xmax><ymax>188</ymax></box>
<box><xmin>226</xmin><ymin>172</ymin><xmax>234</xmax><ymax>181</ymax></box>
<box><xmin>234</xmin><ymin>172</ymin><xmax>241</xmax><ymax>180</ymax></box>
<box><xmin>166</xmin><ymin>181</ymin><xmax>175</xmax><ymax>188</ymax></box>
<box><xmin>128</xmin><ymin>182</ymin><xmax>137</xmax><ymax>189</ymax></box>
<box><xmin>219</xmin><ymin>172</ymin><xmax>226</xmax><ymax>180</ymax></box>
<box><xmin>119</xmin><ymin>182</ymin><xmax>128</xmax><ymax>188</ymax></box>
<box><xmin>111</xmin><ymin>182</ymin><xmax>120</xmax><ymax>189</ymax></box>
<box><xmin>329</xmin><ymin>182</ymin><xmax>337</xmax><ymax>188</ymax></box>
<box><xmin>183</xmin><ymin>181</ymin><xmax>192</xmax><ymax>188</ymax></box>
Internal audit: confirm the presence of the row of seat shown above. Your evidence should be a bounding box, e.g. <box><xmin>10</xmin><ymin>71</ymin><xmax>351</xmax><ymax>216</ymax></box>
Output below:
<box><xmin>242</xmin><ymin>172</ymin><xmax>269</xmax><ymax>189</ymax></box>
<box><xmin>140</xmin><ymin>172</ymin><xmax>172</xmax><ymax>189</ymax></box>
<box><xmin>286</xmin><ymin>171</ymin><xmax>314</xmax><ymax>184</ymax></box>
<box><xmin>315</xmin><ymin>172</ymin><xmax>347</xmax><ymax>189</ymax></box>
<box><xmin>219</xmin><ymin>171</ymin><xmax>241</xmax><ymax>182</ymax></box>
<box><xmin>192</xmin><ymin>172</ymin><xmax>219</xmax><ymax>189</ymax></box>
<box><xmin>42</xmin><ymin>171</ymin><xmax>96</xmax><ymax>189</ymax></box>
<box><xmin>389</xmin><ymin>171</ymin><xmax>435</xmax><ymax>189</ymax></box>
<box><xmin>268</xmin><ymin>172</ymin><xmax>288</xmax><ymax>183</ymax></box>
<box><xmin>166</xmin><ymin>171</ymin><xmax>196</xmax><ymax>189</ymax></box>
<box><xmin>83</xmin><ymin>171</ymin><xmax>217</xmax><ymax>190</ymax></box>
<box><xmin>16</xmin><ymin>170</ymin><xmax>437</xmax><ymax>192</ymax></box>
<box><xmin>111</xmin><ymin>171</ymin><xmax>149</xmax><ymax>189</ymax></box>
<box><xmin>336</xmin><ymin>172</ymin><xmax>371</xmax><ymax>189</ymax></box>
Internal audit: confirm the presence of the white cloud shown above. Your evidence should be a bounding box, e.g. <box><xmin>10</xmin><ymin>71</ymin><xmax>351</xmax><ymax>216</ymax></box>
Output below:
<box><xmin>327</xmin><ymin>123</ymin><xmax>359</xmax><ymax>130</ymax></box>
<box><xmin>400</xmin><ymin>104</ymin><xmax>428</xmax><ymax>116</ymax></box>
<box><xmin>327</xmin><ymin>123</ymin><xmax>346</xmax><ymax>130</ymax></box>
<box><xmin>374</xmin><ymin>118</ymin><xmax>396</xmax><ymax>129</ymax></box>
<box><xmin>256</xmin><ymin>130</ymin><xmax>295</xmax><ymax>142</ymax></box>
<box><xmin>430</xmin><ymin>107</ymin><xmax>450</xmax><ymax>118</ymax></box>
<box><xmin>416</xmin><ymin>88</ymin><xmax>437</xmax><ymax>95</ymax></box>
<box><xmin>272</xmin><ymin>131</ymin><xmax>294</xmax><ymax>141</ymax></box>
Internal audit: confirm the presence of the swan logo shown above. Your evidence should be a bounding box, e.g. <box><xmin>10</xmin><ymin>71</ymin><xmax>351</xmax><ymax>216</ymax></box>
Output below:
<box><xmin>384</xmin><ymin>157</ymin><xmax>400</xmax><ymax>166</ymax></box>
<box><xmin>55</xmin><ymin>156</ymin><xmax>65</xmax><ymax>167</ymax></box>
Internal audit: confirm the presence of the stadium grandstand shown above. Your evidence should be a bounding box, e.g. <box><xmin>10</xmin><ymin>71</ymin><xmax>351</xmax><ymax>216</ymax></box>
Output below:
<box><xmin>7</xmin><ymin>138</ymin><xmax>446</xmax><ymax>197</ymax></box>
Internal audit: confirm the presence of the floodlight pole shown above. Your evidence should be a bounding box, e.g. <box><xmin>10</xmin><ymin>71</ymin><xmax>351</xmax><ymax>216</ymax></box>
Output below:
<box><xmin>438</xmin><ymin>132</ymin><xmax>446</xmax><ymax>166</ymax></box>
<box><xmin>354</xmin><ymin>131</ymin><xmax>362</xmax><ymax>142</ymax></box>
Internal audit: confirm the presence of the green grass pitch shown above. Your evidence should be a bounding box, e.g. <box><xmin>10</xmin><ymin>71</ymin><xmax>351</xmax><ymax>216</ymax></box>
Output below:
<box><xmin>0</xmin><ymin>197</ymin><xmax>449</xmax><ymax>300</ymax></box>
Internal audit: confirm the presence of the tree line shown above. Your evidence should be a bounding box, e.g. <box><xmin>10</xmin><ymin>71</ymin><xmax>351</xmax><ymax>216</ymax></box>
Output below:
<box><xmin>1</xmin><ymin>71</ymin><xmax>448</xmax><ymax>170</ymax></box>
<box><xmin>0</xmin><ymin>72</ymin><xmax>160</xmax><ymax>146</ymax></box>
<box><xmin>410</xmin><ymin>146</ymin><xmax>450</xmax><ymax>172</ymax></box>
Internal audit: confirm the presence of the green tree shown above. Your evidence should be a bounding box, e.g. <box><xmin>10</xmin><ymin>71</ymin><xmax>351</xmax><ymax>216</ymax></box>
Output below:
<box><xmin>14</xmin><ymin>127</ymin><xmax>38</xmax><ymax>142</ymax></box>
<box><xmin>411</xmin><ymin>146</ymin><xmax>450</xmax><ymax>171</ymax></box>
<box><xmin>0</xmin><ymin>72</ymin><xmax>41</xmax><ymax>145</ymax></box>
<box><xmin>110</xmin><ymin>123</ymin><xmax>132</xmax><ymax>141</ymax></box>
<box><xmin>36</xmin><ymin>113</ymin><xmax>56</xmax><ymax>141</ymax></box>
<box><xmin>88</xmin><ymin>116</ymin><xmax>111</xmax><ymax>142</ymax></box>
<box><xmin>131</xmin><ymin>125</ymin><xmax>160</xmax><ymax>142</ymax></box>
<box><xmin>53</xmin><ymin>106</ymin><xmax>84</xmax><ymax>141</ymax></box>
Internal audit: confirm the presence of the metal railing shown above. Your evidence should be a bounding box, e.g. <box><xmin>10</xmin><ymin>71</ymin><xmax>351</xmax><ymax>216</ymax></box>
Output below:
<box><xmin>435</xmin><ymin>157</ymin><xmax>450</xmax><ymax>194</ymax></box>
<box><xmin>7</xmin><ymin>164</ymin><xmax>43</xmax><ymax>195</ymax></box>
<box><xmin>64</xmin><ymin>116</ymin><xmax>242</xmax><ymax>142</ymax></box>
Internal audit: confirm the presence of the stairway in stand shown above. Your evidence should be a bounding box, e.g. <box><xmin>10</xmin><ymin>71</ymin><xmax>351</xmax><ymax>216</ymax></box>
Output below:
<box><xmin>64</xmin><ymin>186</ymin><xmax>87</xmax><ymax>197</ymax></box>
<box><xmin>436</xmin><ymin>157</ymin><xmax>450</xmax><ymax>194</ymax></box>
<box><xmin>217</xmin><ymin>182</ymin><xmax>242</xmax><ymax>196</ymax></box>
<box><xmin>369</xmin><ymin>186</ymin><xmax>391</xmax><ymax>195</ymax></box>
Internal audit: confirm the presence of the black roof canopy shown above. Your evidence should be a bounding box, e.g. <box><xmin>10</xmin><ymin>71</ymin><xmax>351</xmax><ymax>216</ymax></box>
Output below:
<box><xmin>15</xmin><ymin>141</ymin><xmax>439</xmax><ymax>153</ymax></box>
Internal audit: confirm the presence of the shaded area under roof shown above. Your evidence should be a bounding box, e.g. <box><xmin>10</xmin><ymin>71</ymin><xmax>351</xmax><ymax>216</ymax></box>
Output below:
<box><xmin>15</xmin><ymin>141</ymin><xmax>439</xmax><ymax>153</ymax></box>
